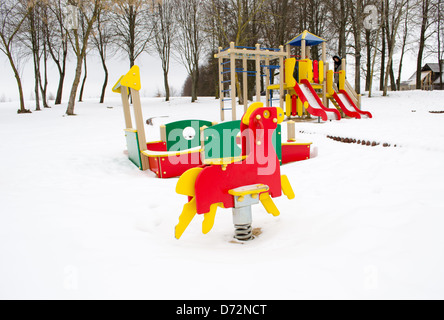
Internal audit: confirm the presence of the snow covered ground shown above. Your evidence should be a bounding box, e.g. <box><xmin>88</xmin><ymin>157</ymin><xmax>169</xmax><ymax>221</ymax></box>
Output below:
<box><xmin>1</xmin><ymin>90</ymin><xmax>444</xmax><ymax>300</ymax></box>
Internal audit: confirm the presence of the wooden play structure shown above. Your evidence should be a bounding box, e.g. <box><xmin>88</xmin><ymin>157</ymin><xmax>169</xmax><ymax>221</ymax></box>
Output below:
<box><xmin>112</xmin><ymin>66</ymin><xmax>216</xmax><ymax>178</ymax></box>
<box><xmin>174</xmin><ymin>102</ymin><xmax>295</xmax><ymax>241</ymax></box>
<box><xmin>215</xmin><ymin>30</ymin><xmax>372</xmax><ymax>122</ymax></box>
<box><xmin>113</xmin><ymin>66</ymin><xmax>314</xmax><ymax>179</ymax></box>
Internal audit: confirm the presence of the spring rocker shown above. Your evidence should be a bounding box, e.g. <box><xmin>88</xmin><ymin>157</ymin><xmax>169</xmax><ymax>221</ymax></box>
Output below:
<box><xmin>174</xmin><ymin>102</ymin><xmax>295</xmax><ymax>241</ymax></box>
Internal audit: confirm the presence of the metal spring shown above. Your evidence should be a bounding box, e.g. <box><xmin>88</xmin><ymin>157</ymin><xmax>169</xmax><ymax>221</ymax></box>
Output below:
<box><xmin>234</xmin><ymin>224</ymin><xmax>253</xmax><ymax>241</ymax></box>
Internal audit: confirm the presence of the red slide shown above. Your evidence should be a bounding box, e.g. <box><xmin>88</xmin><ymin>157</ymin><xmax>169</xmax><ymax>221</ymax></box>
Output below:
<box><xmin>293</xmin><ymin>79</ymin><xmax>341</xmax><ymax>121</ymax></box>
<box><xmin>334</xmin><ymin>90</ymin><xmax>373</xmax><ymax>119</ymax></box>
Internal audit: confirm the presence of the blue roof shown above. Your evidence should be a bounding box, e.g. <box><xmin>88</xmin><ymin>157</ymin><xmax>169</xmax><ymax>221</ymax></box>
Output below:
<box><xmin>286</xmin><ymin>31</ymin><xmax>326</xmax><ymax>47</ymax></box>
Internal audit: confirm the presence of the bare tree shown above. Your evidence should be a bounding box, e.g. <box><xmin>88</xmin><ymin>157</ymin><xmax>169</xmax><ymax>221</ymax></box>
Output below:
<box><xmin>91</xmin><ymin>8</ymin><xmax>115</xmax><ymax>103</ymax></box>
<box><xmin>0</xmin><ymin>0</ymin><xmax>32</xmax><ymax>113</ymax></box>
<box><xmin>65</xmin><ymin>0</ymin><xmax>103</xmax><ymax>116</ymax></box>
<box><xmin>46</xmin><ymin>0</ymin><xmax>69</xmax><ymax>105</ymax></box>
<box><xmin>432</xmin><ymin>0</ymin><xmax>443</xmax><ymax>90</ymax></box>
<box><xmin>152</xmin><ymin>0</ymin><xmax>175</xmax><ymax>101</ymax></box>
<box><xmin>396</xmin><ymin>0</ymin><xmax>413</xmax><ymax>91</ymax></box>
<box><xmin>382</xmin><ymin>0</ymin><xmax>409</xmax><ymax>96</ymax></box>
<box><xmin>349</xmin><ymin>0</ymin><xmax>364</xmax><ymax>94</ymax></box>
<box><xmin>416</xmin><ymin>0</ymin><xmax>432</xmax><ymax>89</ymax></box>
<box><xmin>24</xmin><ymin>1</ymin><xmax>50</xmax><ymax>110</ymax></box>
<box><xmin>111</xmin><ymin>0</ymin><xmax>153</xmax><ymax>68</ymax></box>
<box><xmin>174</xmin><ymin>0</ymin><xmax>205</xmax><ymax>103</ymax></box>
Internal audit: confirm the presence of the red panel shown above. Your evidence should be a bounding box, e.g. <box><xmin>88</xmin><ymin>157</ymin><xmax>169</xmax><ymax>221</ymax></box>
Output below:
<box><xmin>148</xmin><ymin>157</ymin><xmax>160</xmax><ymax>177</ymax></box>
<box><xmin>160</xmin><ymin>152</ymin><xmax>203</xmax><ymax>179</ymax></box>
<box><xmin>281</xmin><ymin>144</ymin><xmax>310</xmax><ymax>164</ymax></box>
<box><xmin>292</xmin><ymin>95</ymin><xmax>297</xmax><ymax>116</ymax></box>
<box><xmin>147</xmin><ymin>141</ymin><xmax>167</xmax><ymax>152</ymax></box>
<box><xmin>313</xmin><ymin>60</ymin><xmax>319</xmax><ymax>84</ymax></box>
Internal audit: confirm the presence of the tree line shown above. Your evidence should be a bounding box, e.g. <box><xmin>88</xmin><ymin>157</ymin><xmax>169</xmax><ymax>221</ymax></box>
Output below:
<box><xmin>0</xmin><ymin>0</ymin><xmax>443</xmax><ymax>115</ymax></box>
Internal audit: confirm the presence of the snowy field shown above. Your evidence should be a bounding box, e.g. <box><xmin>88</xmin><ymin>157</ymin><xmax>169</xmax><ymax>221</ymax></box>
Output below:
<box><xmin>1</xmin><ymin>90</ymin><xmax>444</xmax><ymax>300</ymax></box>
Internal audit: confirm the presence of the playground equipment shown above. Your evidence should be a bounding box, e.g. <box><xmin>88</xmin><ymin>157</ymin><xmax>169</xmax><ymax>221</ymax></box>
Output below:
<box><xmin>113</xmin><ymin>66</ymin><xmax>313</xmax><ymax>178</ymax></box>
<box><xmin>214</xmin><ymin>30</ymin><xmax>372</xmax><ymax>122</ymax></box>
<box><xmin>174</xmin><ymin>102</ymin><xmax>295</xmax><ymax>241</ymax></box>
<box><xmin>216</xmin><ymin>42</ymin><xmax>287</xmax><ymax>121</ymax></box>
<box><xmin>326</xmin><ymin>69</ymin><xmax>373</xmax><ymax>119</ymax></box>
<box><xmin>112</xmin><ymin>66</ymin><xmax>216</xmax><ymax>178</ymax></box>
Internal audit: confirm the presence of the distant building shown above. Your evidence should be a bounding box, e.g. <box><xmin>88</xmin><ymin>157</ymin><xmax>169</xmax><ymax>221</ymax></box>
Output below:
<box><xmin>400</xmin><ymin>61</ymin><xmax>444</xmax><ymax>91</ymax></box>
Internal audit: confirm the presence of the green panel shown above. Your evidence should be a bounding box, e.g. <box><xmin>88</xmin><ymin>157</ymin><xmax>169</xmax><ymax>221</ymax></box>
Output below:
<box><xmin>165</xmin><ymin>120</ymin><xmax>213</xmax><ymax>151</ymax></box>
<box><xmin>202</xmin><ymin>122</ymin><xmax>282</xmax><ymax>164</ymax></box>
<box><xmin>203</xmin><ymin>121</ymin><xmax>242</xmax><ymax>161</ymax></box>
<box><xmin>273</xmin><ymin>124</ymin><xmax>282</xmax><ymax>164</ymax></box>
<box><xmin>125</xmin><ymin>130</ymin><xmax>142</xmax><ymax>169</ymax></box>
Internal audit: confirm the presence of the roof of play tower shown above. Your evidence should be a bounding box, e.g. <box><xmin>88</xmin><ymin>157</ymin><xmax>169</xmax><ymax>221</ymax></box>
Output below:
<box><xmin>286</xmin><ymin>30</ymin><xmax>326</xmax><ymax>47</ymax></box>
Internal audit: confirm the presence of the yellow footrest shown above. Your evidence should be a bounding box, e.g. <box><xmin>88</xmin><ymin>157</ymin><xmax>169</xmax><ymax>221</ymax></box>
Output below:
<box><xmin>228</xmin><ymin>184</ymin><xmax>270</xmax><ymax>197</ymax></box>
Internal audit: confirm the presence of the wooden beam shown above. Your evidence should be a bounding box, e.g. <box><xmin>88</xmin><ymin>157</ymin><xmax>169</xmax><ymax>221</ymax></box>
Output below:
<box><xmin>243</xmin><ymin>49</ymin><xmax>248</xmax><ymax>113</ymax></box>
<box><xmin>218</xmin><ymin>47</ymin><xmax>224</xmax><ymax>122</ymax></box>
<box><xmin>279</xmin><ymin>45</ymin><xmax>284</xmax><ymax>110</ymax></box>
<box><xmin>255</xmin><ymin>44</ymin><xmax>261</xmax><ymax>102</ymax></box>
<box><xmin>230</xmin><ymin>42</ymin><xmax>236</xmax><ymax>120</ymax></box>
<box><xmin>120</xmin><ymin>87</ymin><xmax>132</xmax><ymax>129</ymax></box>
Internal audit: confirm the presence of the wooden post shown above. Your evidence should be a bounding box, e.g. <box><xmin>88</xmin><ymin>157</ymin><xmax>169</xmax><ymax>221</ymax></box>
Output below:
<box><xmin>323</xmin><ymin>62</ymin><xmax>329</xmax><ymax>107</ymax></box>
<box><xmin>218</xmin><ymin>47</ymin><xmax>224</xmax><ymax>121</ymax></box>
<box><xmin>130</xmin><ymin>88</ymin><xmax>147</xmax><ymax>153</ymax></box>
<box><xmin>255</xmin><ymin>44</ymin><xmax>261</xmax><ymax>102</ymax></box>
<box><xmin>243</xmin><ymin>49</ymin><xmax>248</xmax><ymax>112</ymax></box>
<box><xmin>286</xmin><ymin>44</ymin><xmax>291</xmax><ymax>59</ymax></box>
<box><xmin>322</xmin><ymin>42</ymin><xmax>326</xmax><ymax>64</ymax></box>
<box><xmin>279</xmin><ymin>45</ymin><xmax>285</xmax><ymax>110</ymax></box>
<box><xmin>120</xmin><ymin>87</ymin><xmax>132</xmax><ymax>129</ymax></box>
<box><xmin>230</xmin><ymin>42</ymin><xmax>236</xmax><ymax>120</ymax></box>
<box><xmin>301</xmin><ymin>40</ymin><xmax>306</xmax><ymax>59</ymax></box>
<box><xmin>265</xmin><ymin>55</ymin><xmax>270</xmax><ymax>107</ymax></box>
<box><xmin>287</xmin><ymin>121</ymin><xmax>296</xmax><ymax>141</ymax></box>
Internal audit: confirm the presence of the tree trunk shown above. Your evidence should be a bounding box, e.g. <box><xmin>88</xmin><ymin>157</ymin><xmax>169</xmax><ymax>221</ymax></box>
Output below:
<box><xmin>438</xmin><ymin>0</ymin><xmax>443</xmax><ymax>90</ymax></box>
<box><xmin>7</xmin><ymin>51</ymin><xmax>29</xmax><ymax>113</ymax></box>
<box><xmin>191</xmin><ymin>70</ymin><xmax>199</xmax><ymax>102</ymax></box>
<box><xmin>416</xmin><ymin>0</ymin><xmax>429</xmax><ymax>90</ymax></box>
<box><xmin>52</xmin><ymin>37</ymin><xmax>68</xmax><ymax>105</ymax></box>
<box><xmin>100</xmin><ymin>56</ymin><xmax>108</xmax><ymax>104</ymax></box>
<box><xmin>55</xmin><ymin>70</ymin><xmax>66</xmax><ymax>105</ymax></box>
<box><xmin>163</xmin><ymin>70</ymin><xmax>170</xmax><ymax>102</ymax></box>
<box><xmin>353</xmin><ymin>0</ymin><xmax>362</xmax><ymax>94</ymax></box>
<box><xmin>338</xmin><ymin>0</ymin><xmax>347</xmax><ymax>58</ymax></box>
<box><xmin>33</xmin><ymin>52</ymin><xmax>41</xmax><ymax>111</ymax></box>
<box><xmin>78</xmin><ymin>54</ymin><xmax>87</xmax><ymax>102</ymax></box>
<box><xmin>66</xmin><ymin>56</ymin><xmax>84</xmax><ymax>115</ymax></box>
<box><xmin>30</xmin><ymin>10</ymin><xmax>41</xmax><ymax>111</ymax></box>
<box><xmin>380</xmin><ymin>0</ymin><xmax>386</xmax><ymax>91</ymax></box>
<box><xmin>39</xmin><ymin>43</ymin><xmax>50</xmax><ymax>108</ymax></box>
<box><xmin>365</xmin><ymin>30</ymin><xmax>372</xmax><ymax>92</ymax></box>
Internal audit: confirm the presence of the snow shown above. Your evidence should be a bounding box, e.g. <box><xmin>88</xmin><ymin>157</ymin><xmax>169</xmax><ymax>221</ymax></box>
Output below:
<box><xmin>1</xmin><ymin>90</ymin><xmax>444</xmax><ymax>300</ymax></box>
